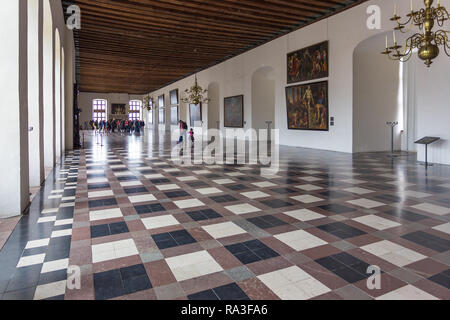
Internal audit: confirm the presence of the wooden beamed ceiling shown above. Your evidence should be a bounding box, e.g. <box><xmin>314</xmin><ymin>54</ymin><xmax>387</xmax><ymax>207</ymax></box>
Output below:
<box><xmin>62</xmin><ymin>0</ymin><xmax>367</xmax><ymax>94</ymax></box>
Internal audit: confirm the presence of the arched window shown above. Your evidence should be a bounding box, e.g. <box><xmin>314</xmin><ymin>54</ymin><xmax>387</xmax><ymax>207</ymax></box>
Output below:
<box><xmin>129</xmin><ymin>100</ymin><xmax>142</xmax><ymax>121</ymax></box>
<box><xmin>93</xmin><ymin>99</ymin><xmax>107</xmax><ymax>122</ymax></box>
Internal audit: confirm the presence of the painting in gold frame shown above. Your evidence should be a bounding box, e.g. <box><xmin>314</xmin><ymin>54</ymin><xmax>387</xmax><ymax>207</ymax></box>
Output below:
<box><xmin>285</xmin><ymin>81</ymin><xmax>329</xmax><ymax>131</ymax></box>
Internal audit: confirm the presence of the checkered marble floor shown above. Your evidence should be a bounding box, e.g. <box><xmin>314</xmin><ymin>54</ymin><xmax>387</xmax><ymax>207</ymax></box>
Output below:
<box><xmin>0</xmin><ymin>131</ymin><xmax>449</xmax><ymax>300</ymax></box>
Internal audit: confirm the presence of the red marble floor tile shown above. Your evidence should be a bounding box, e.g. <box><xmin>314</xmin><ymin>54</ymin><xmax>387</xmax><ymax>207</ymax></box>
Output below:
<box><xmin>126</xmin><ymin>219</ymin><xmax>146</xmax><ymax>232</ymax></box>
<box><xmin>346</xmin><ymin>234</ymin><xmax>382</xmax><ymax>247</ymax></box>
<box><xmin>65</xmin><ymin>273</ymin><xmax>94</xmax><ymax>300</ymax></box>
<box><xmin>121</xmin><ymin>206</ymin><xmax>138</xmax><ymax>216</ymax></box>
<box><xmin>69</xmin><ymin>246</ymin><xmax>93</xmax><ymax>266</ymax></box>
<box><xmin>311</xmin><ymin>291</ymin><xmax>344</xmax><ymax>300</ymax></box>
<box><xmin>208</xmin><ymin>247</ymin><xmax>243</xmax><ymax>270</ymax></box>
<box><xmin>354</xmin><ymin>273</ymin><xmax>407</xmax><ymax>298</ymax></box>
<box><xmin>246</xmin><ymin>256</ymin><xmax>293</xmax><ymax>276</ymax></box>
<box><xmin>238</xmin><ymin>278</ymin><xmax>280</xmax><ymax>300</ymax></box>
<box><xmin>162</xmin><ymin>243</ymin><xmax>205</xmax><ymax>259</ymax></box>
<box><xmin>145</xmin><ymin>260</ymin><xmax>177</xmax><ymax>287</ymax></box>
<box><xmin>188</xmin><ymin>227</ymin><xmax>215</xmax><ymax>243</ymax></box>
<box><xmin>71</xmin><ymin>227</ymin><xmax>91</xmax><ymax>241</ymax></box>
<box><xmin>179</xmin><ymin>272</ymin><xmax>232</xmax><ymax>295</ymax></box>
<box><xmin>403</xmin><ymin>258</ymin><xmax>449</xmax><ymax>278</ymax></box>
<box><xmin>302</xmin><ymin>244</ymin><xmax>342</xmax><ymax>260</ymax></box>
<box><xmin>111</xmin><ymin>289</ymin><xmax>157</xmax><ymax>300</ymax></box>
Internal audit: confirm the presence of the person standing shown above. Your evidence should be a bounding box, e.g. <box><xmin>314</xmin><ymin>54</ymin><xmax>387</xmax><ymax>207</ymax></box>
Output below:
<box><xmin>178</xmin><ymin>120</ymin><xmax>188</xmax><ymax>144</ymax></box>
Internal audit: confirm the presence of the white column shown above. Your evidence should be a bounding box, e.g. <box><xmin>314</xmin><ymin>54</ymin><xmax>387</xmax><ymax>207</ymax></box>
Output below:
<box><xmin>61</xmin><ymin>48</ymin><xmax>65</xmax><ymax>153</ymax></box>
<box><xmin>43</xmin><ymin>0</ymin><xmax>54</xmax><ymax>168</ymax></box>
<box><xmin>65</xmin><ymin>28</ymin><xmax>74</xmax><ymax>151</ymax></box>
<box><xmin>55</xmin><ymin>30</ymin><xmax>61</xmax><ymax>163</ymax></box>
<box><xmin>0</xmin><ymin>0</ymin><xmax>30</xmax><ymax>217</ymax></box>
<box><xmin>28</xmin><ymin>0</ymin><xmax>44</xmax><ymax>187</ymax></box>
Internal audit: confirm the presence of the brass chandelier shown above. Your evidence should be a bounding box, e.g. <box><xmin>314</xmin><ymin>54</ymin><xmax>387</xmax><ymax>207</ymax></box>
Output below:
<box><xmin>142</xmin><ymin>94</ymin><xmax>153</xmax><ymax>111</ymax></box>
<box><xmin>181</xmin><ymin>75</ymin><xmax>210</xmax><ymax>105</ymax></box>
<box><xmin>382</xmin><ymin>0</ymin><xmax>449</xmax><ymax>67</ymax></box>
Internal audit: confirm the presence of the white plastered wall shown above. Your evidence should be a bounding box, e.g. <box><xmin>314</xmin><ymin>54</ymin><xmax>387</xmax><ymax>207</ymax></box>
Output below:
<box><xmin>143</xmin><ymin>0</ymin><xmax>450</xmax><ymax>164</ymax></box>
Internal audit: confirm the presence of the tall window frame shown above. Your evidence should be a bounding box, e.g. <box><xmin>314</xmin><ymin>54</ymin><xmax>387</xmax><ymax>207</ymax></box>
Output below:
<box><xmin>92</xmin><ymin>99</ymin><xmax>107</xmax><ymax>122</ymax></box>
<box><xmin>129</xmin><ymin>100</ymin><xmax>142</xmax><ymax>121</ymax></box>
<box><xmin>148</xmin><ymin>99</ymin><xmax>153</xmax><ymax>124</ymax></box>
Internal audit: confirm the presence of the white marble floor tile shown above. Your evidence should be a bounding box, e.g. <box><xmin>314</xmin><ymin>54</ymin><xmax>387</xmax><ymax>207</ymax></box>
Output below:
<box><xmin>225</xmin><ymin>203</ymin><xmax>261</xmax><ymax>215</ymax></box>
<box><xmin>202</xmin><ymin>222</ymin><xmax>247</xmax><ymax>239</ymax></box>
<box><xmin>377</xmin><ymin>285</ymin><xmax>438</xmax><ymax>300</ymax></box>
<box><xmin>174</xmin><ymin>199</ymin><xmax>205</xmax><ymax>209</ymax></box>
<box><xmin>258</xmin><ymin>266</ymin><xmax>331</xmax><ymax>300</ymax></box>
<box><xmin>141</xmin><ymin>215</ymin><xmax>180</xmax><ymax>230</ymax></box>
<box><xmin>166</xmin><ymin>251</ymin><xmax>223</xmax><ymax>282</ymax></box>
<box><xmin>411</xmin><ymin>203</ymin><xmax>450</xmax><ymax>216</ymax></box>
<box><xmin>347</xmin><ymin>198</ymin><xmax>386</xmax><ymax>209</ymax></box>
<box><xmin>352</xmin><ymin>215</ymin><xmax>401</xmax><ymax>230</ymax></box>
<box><xmin>275</xmin><ymin>230</ymin><xmax>327</xmax><ymax>251</ymax></box>
<box><xmin>89</xmin><ymin>208</ymin><xmax>123</xmax><ymax>222</ymax></box>
<box><xmin>283</xmin><ymin>209</ymin><xmax>325</xmax><ymax>222</ymax></box>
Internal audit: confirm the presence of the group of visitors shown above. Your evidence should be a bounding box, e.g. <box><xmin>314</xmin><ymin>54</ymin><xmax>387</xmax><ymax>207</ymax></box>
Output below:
<box><xmin>178</xmin><ymin>120</ymin><xmax>195</xmax><ymax>144</ymax></box>
<box><xmin>85</xmin><ymin>119</ymin><xmax>146</xmax><ymax>135</ymax></box>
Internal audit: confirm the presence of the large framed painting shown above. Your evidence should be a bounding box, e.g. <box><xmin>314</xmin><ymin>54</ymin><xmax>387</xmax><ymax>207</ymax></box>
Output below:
<box><xmin>171</xmin><ymin>106</ymin><xmax>179</xmax><ymax>125</ymax></box>
<box><xmin>287</xmin><ymin>41</ymin><xmax>328</xmax><ymax>84</ymax></box>
<box><xmin>189</xmin><ymin>103</ymin><xmax>202</xmax><ymax>127</ymax></box>
<box><xmin>224</xmin><ymin>95</ymin><xmax>244</xmax><ymax>128</ymax></box>
<box><xmin>285</xmin><ymin>81</ymin><xmax>329</xmax><ymax>131</ymax></box>
<box><xmin>170</xmin><ymin>89</ymin><xmax>179</xmax><ymax>105</ymax></box>
<box><xmin>158</xmin><ymin>94</ymin><xmax>165</xmax><ymax>108</ymax></box>
<box><xmin>111</xmin><ymin>104</ymin><xmax>126</xmax><ymax>115</ymax></box>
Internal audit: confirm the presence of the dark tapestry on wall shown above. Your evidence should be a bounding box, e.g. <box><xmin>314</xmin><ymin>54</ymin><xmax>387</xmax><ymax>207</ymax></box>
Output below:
<box><xmin>286</xmin><ymin>81</ymin><xmax>329</xmax><ymax>131</ymax></box>
<box><xmin>224</xmin><ymin>95</ymin><xmax>244</xmax><ymax>128</ymax></box>
<box><xmin>189</xmin><ymin>103</ymin><xmax>202</xmax><ymax>127</ymax></box>
<box><xmin>111</xmin><ymin>104</ymin><xmax>126</xmax><ymax>115</ymax></box>
<box><xmin>287</xmin><ymin>41</ymin><xmax>328</xmax><ymax>84</ymax></box>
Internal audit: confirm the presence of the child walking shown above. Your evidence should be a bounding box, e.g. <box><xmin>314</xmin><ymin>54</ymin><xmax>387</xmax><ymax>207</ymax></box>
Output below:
<box><xmin>189</xmin><ymin>128</ymin><xmax>194</xmax><ymax>143</ymax></box>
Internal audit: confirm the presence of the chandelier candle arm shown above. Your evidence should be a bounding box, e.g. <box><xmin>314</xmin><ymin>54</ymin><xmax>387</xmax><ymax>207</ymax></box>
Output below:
<box><xmin>383</xmin><ymin>0</ymin><xmax>449</xmax><ymax>67</ymax></box>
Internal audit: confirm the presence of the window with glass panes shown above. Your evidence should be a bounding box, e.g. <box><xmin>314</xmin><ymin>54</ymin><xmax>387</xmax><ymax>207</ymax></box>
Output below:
<box><xmin>93</xmin><ymin>99</ymin><xmax>107</xmax><ymax>122</ymax></box>
<box><xmin>129</xmin><ymin>100</ymin><xmax>142</xmax><ymax>121</ymax></box>
<box><xmin>148</xmin><ymin>100</ymin><xmax>153</xmax><ymax>124</ymax></box>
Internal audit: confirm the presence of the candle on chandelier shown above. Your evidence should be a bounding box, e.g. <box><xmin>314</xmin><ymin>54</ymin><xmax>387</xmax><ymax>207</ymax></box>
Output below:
<box><xmin>394</xmin><ymin>3</ymin><xmax>397</xmax><ymax>16</ymax></box>
<box><xmin>386</xmin><ymin>36</ymin><xmax>388</xmax><ymax>49</ymax></box>
<box><xmin>393</xmin><ymin>31</ymin><xmax>397</xmax><ymax>44</ymax></box>
<box><xmin>411</xmin><ymin>0</ymin><xmax>413</xmax><ymax>11</ymax></box>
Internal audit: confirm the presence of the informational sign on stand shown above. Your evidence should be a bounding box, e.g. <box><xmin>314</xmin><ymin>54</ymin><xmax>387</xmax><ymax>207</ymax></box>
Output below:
<box><xmin>415</xmin><ymin>137</ymin><xmax>440</xmax><ymax>167</ymax></box>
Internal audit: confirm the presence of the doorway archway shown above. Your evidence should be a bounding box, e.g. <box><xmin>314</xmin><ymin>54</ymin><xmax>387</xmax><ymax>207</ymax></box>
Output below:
<box><xmin>208</xmin><ymin>82</ymin><xmax>220</xmax><ymax>136</ymax></box>
<box><xmin>251</xmin><ymin>67</ymin><xmax>275</xmax><ymax>132</ymax></box>
<box><xmin>352</xmin><ymin>33</ymin><xmax>411</xmax><ymax>153</ymax></box>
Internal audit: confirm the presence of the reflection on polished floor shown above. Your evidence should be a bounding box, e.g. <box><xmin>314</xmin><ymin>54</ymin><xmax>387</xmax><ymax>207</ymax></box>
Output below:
<box><xmin>0</xmin><ymin>131</ymin><xmax>449</xmax><ymax>300</ymax></box>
